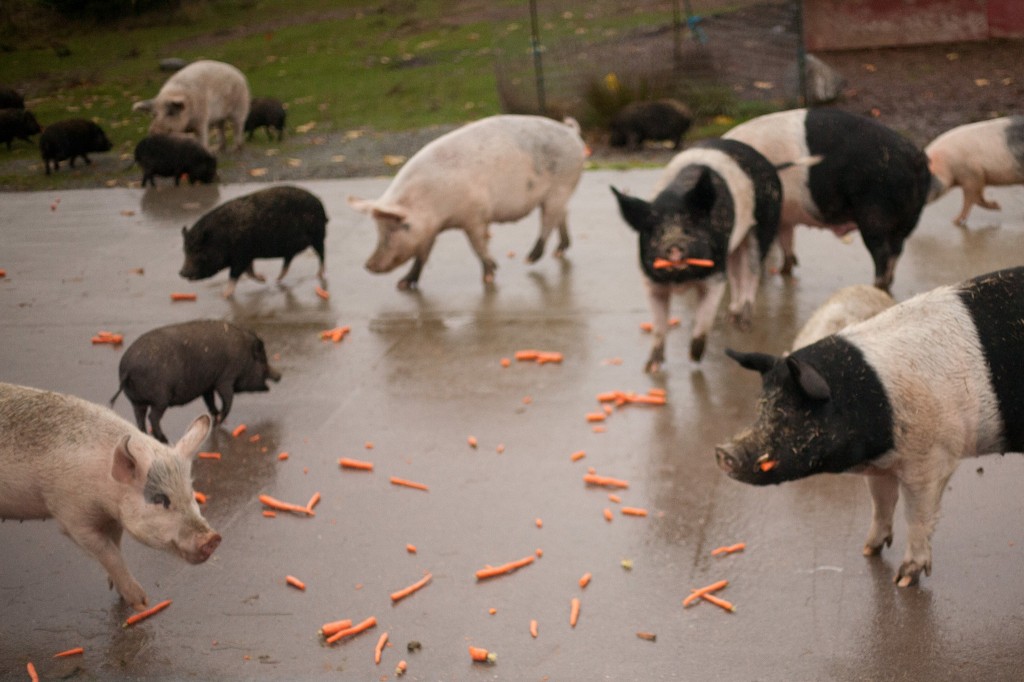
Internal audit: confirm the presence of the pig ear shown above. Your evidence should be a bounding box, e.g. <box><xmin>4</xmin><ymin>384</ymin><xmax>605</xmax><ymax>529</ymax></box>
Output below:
<box><xmin>725</xmin><ymin>348</ymin><xmax>777</xmax><ymax>375</ymax></box>
<box><xmin>173</xmin><ymin>414</ymin><xmax>212</xmax><ymax>460</ymax></box>
<box><xmin>346</xmin><ymin>196</ymin><xmax>375</xmax><ymax>214</ymax></box>
<box><xmin>370</xmin><ymin>203</ymin><xmax>408</xmax><ymax>223</ymax></box>
<box><xmin>685</xmin><ymin>168</ymin><xmax>716</xmax><ymax>215</ymax></box>
<box><xmin>112</xmin><ymin>435</ymin><xmax>140</xmax><ymax>484</ymax></box>
<box><xmin>785</xmin><ymin>356</ymin><xmax>832</xmax><ymax>402</ymax></box>
<box><xmin>610</xmin><ymin>186</ymin><xmax>655</xmax><ymax>233</ymax></box>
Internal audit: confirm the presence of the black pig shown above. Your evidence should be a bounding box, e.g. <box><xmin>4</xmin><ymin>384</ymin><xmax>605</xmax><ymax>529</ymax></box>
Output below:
<box><xmin>611</xmin><ymin>138</ymin><xmax>781</xmax><ymax>370</ymax></box>
<box><xmin>39</xmin><ymin>118</ymin><xmax>113</xmax><ymax>174</ymax></box>
<box><xmin>134</xmin><ymin>134</ymin><xmax>217</xmax><ymax>187</ymax></box>
<box><xmin>609</xmin><ymin>99</ymin><xmax>692</xmax><ymax>151</ymax></box>
<box><xmin>245</xmin><ymin>97</ymin><xmax>286</xmax><ymax>141</ymax></box>
<box><xmin>0</xmin><ymin>108</ymin><xmax>41</xmax><ymax>150</ymax></box>
<box><xmin>110</xmin><ymin>320</ymin><xmax>281</xmax><ymax>443</ymax></box>
<box><xmin>180</xmin><ymin>185</ymin><xmax>328</xmax><ymax>297</ymax></box>
<box><xmin>0</xmin><ymin>87</ymin><xmax>25</xmax><ymax>109</ymax></box>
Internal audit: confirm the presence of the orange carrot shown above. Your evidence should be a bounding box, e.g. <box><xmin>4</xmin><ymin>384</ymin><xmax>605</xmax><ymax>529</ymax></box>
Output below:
<box><xmin>258</xmin><ymin>494</ymin><xmax>315</xmax><ymax>516</ymax></box>
<box><xmin>608</xmin><ymin>493</ymin><xmax>621</xmax><ymax>503</ymax></box>
<box><xmin>390</xmin><ymin>572</ymin><xmax>432</xmax><ymax>602</ymax></box>
<box><xmin>0</xmin><ymin>269</ymin><xmax>6</xmax><ymax>278</ymax></box>
<box><xmin>592</xmin><ymin>425</ymin><xmax>607</xmax><ymax>433</ymax></box>
<box><xmin>683</xmin><ymin>579</ymin><xmax>728</xmax><ymax>607</ymax></box>
<box><xmin>374</xmin><ymin>631</ymin><xmax>389</xmax><ymax>664</ymax></box>
<box><xmin>193</xmin><ymin>491</ymin><xmax>207</xmax><ymax>504</ymax></box>
<box><xmin>570</xmin><ymin>597</ymin><xmax>580</xmax><ymax>627</ymax></box>
<box><xmin>535</xmin><ymin>518</ymin><xmax>543</xmax><ymax>528</ymax></box>
<box><xmin>570</xmin><ymin>450</ymin><xmax>586</xmax><ymax>462</ymax></box>
<box><xmin>759</xmin><ymin>459</ymin><xmax>778</xmax><ymax>472</ymax></box>
<box><xmin>262</xmin><ymin>510</ymin><xmax>276</xmax><ymax>518</ymax></box>
<box><xmin>53</xmin><ymin>647</ymin><xmax>85</xmax><ymax>658</ymax></box>
<box><xmin>636</xmin><ymin>631</ymin><xmax>657</xmax><ymax>641</ymax></box>
<box><xmin>27</xmin><ymin>662</ymin><xmax>38</xmax><ymax>682</ymax></box>
<box><xmin>315</xmin><ymin>285</ymin><xmax>330</xmax><ymax>300</ymax></box>
<box><xmin>170</xmin><ymin>292</ymin><xmax>197</xmax><ymax>301</ymax></box>
<box><xmin>339</xmin><ymin>457</ymin><xmax>374</xmax><ymax>471</ymax></box>
<box><xmin>467</xmin><ymin>435</ymin><xmax>478</xmax><ymax>448</ymax></box>
<box><xmin>652</xmin><ymin>258</ymin><xmax>677</xmax><ymax>270</ymax></box>
<box><xmin>306</xmin><ymin>492</ymin><xmax>321</xmax><ymax>511</ymax></box>
<box><xmin>639</xmin><ymin>321</ymin><xmax>654</xmax><ymax>332</ymax></box>
<box><xmin>198</xmin><ymin>451</ymin><xmax>221</xmax><ymax>460</ymax></box>
<box><xmin>514</xmin><ymin>349</ymin><xmax>540</xmax><ymax>361</ymax></box>
<box><xmin>395</xmin><ymin>660</ymin><xmax>408</xmax><ymax>675</ymax></box>
<box><xmin>603</xmin><ymin>508</ymin><xmax>613</xmax><ymax>522</ymax></box>
<box><xmin>535</xmin><ymin>548</ymin><xmax>543</xmax><ymax>558</ymax></box>
<box><xmin>647</xmin><ymin>388</ymin><xmax>667</xmax><ymax>397</ymax></box>
<box><xmin>248</xmin><ymin>433</ymin><xmax>261</xmax><ymax>443</ymax></box>
<box><xmin>596</xmin><ymin>391</ymin><xmax>622</xmax><ymax>402</ymax></box>
<box><xmin>530</xmin><ymin>619</ymin><xmax>538</xmax><ymax>638</ymax></box>
<box><xmin>536</xmin><ymin>351</ymin><xmax>563</xmax><ymax>364</ymax></box>
<box><xmin>686</xmin><ymin>258</ymin><xmax>715</xmax><ymax>268</ymax></box>
<box><xmin>701</xmin><ymin>593</ymin><xmax>736</xmax><ymax>612</ymax></box>
<box><xmin>277</xmin><ymin>452</ymin><xmax>289</xmax><ymax>461</ymax></box>
<box><xmin>469</xmin><ymin>646</ymin><xmax>494</xmax><ymax>663</ymax></box>
<box><xmin>585</xmin><ymin>412</ymin><xmax>606</xmax><ymax>422</ymax></box>
<box><xmin>406</xmin><ymin>544</ymin><xmax>417</xmax><ymax>554</ymax></box>
<box><xmin>326</xmin><ymin>616</ymin><xmax>377</xmax><ymax>644</ymax></box>
<box><xmin>231</xmin><ymin>424</ymin><xmax>247</xmax><ymax>437</ymax></box>
<box><xmin>711</xmin><ymin>542</ymin><xmax>746</xmax><ymax>556</ymax></box>
<box><xmin>319</xmin><ymin>619</ymin><xmax>353</xmax><ymax>637</ymax></box>
<box><xmin>578</xmin><ymin>572</ymin><xmax>592</xmax><ymax>588</ymax></box>
<box><xmin>123</xmin><ymin>599</ymin><xmax>172</xmax><ymax>627</ymax></box>
<box><xmin>500</xmin><ymin>357</ymin><xmax>511</xmax><ymax>367</ymax></box>
<box><xmin>621</xmin><ymin>507</ymin><xmax>648</xmax><ymax>517</ymax></box>
<box><xmin>496</xmin><ymin>443</ymin><xmax>506</xmax><ymax>453</ymax></box>
<box><xmin>286</xmin><ymin>575</ymin><xmax>306</xmax><ymax>591</ymax></box>
<box><xmin>583</xmin><ymin>473</ymin><xmax>629</xmax><ymax>489</ymax></box>
<box><xmin>390</xmin><ymin>476</ymin><xmax>428</xmax><ymax>491</ymax></box>
<box><xmin>475</xmin><ymin>554</ymin><xmax>535</xmax><ymax>580</ymax></box>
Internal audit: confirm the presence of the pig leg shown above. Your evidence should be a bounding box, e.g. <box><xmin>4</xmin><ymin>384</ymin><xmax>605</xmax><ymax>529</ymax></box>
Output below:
<box><xmin>894</xmin><ymin>458</ymin><xmax>957</xmax><ymax>587</ymax></box>
<box><xmin>776</xmin><ymin>223</ymin><xmax>798</xmax><ymax>275</ymax></box>
<box><xmin>862</xmin><ymin>473</ymin><xmax>899</xmax><ymax>555</ymax></box>
<box><xmin>130</xmin><ymin>402</ymin><xmax>149</xmax><ymax>434</ymax></box>
<box><xmin>61</xmin><ymin>519</ymin><xmax>147</xmax><ymax>609</ymax></box>
<box><xmin>276</xmin><ymin>255</ymin><xmax>295</xmax><ymax>282</ymax></box>
<box><xmin>954</xmin><ymin>177</ymin><xmax>999</xmax><ymax>227</ymax></box>
<box><xmin>527</xmin><ymin>197</ymin><xmax>571</xmax><ymax>263</ymax></box>
<box><xmin>644</xmin><ymin>281</ymin><xmax>672</xmax><ymax>373</ymax></box>
<box><xmin>463</xmin><ymin>225</ymin><xmax>499</xmax><ymax>285</ymax></box>
<box><xmin>726</xmin><ymin>234</ymin><xmax>760</xmax><ymax>331</ymax></box>
<box><xmin>201</xmin><ymin>390</ymin><xmax>221</xmax><ymax>423</ymax></box>
<box><xmin>214</xmin><ymin>385</ymin><xmax>235</xmax><ymax>425</ymax></box>
<box><xmin>245</xmin><ymin>263</ymin><xmax>266</xmax><ymax>283</ymax></box>
<box><xmin>690</xmin><ymin>277</ymin><xmax>728</xmax><ymax>362</ymax></box>
<box><xmin>857</xmin><ymin>209</ymin><xmax>907</xmax><ymax>292</ymax></box>
<box><xmin>147</xmin><ymin>406</ymin><xmax>170</xmax><ymax>444</ymax></box>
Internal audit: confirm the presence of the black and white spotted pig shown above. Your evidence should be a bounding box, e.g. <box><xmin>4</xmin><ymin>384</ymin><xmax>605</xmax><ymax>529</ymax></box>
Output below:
<box><xmin>724</xmin><ymin>108</ymin><xmax>932</xmax><ymax>292</ymax></box>
<box><xmin>925</xmin><ymin>115</ymin><xmax>1024</xmax><ymax>227</ymax></box>
<box><xmin>715</xmin><ymin>266</ymin><xmax>1024</xmax><ymax>587</ymax></box>
<box><xmin>0</xmin><ymin>382</ymin><xmax>220</xmax><ymax>609</ymax></box>
<box><xmin>611</xmin><ymin>138</ymin><xmax>781</xmax><ymax>370</ymax></box>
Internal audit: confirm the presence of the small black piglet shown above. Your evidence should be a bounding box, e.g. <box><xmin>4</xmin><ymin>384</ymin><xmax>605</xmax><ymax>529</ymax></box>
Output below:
<box><xmin>39</xmin><ymin>119</ymin><xmax>113</xmax><ymax>174</ymax></box>
<box><xmin>179</xmin><ymin>185</ymin><xmax>328</xmax><ymax>297</ymax></box>
<box><xmin>0</xmin><ymin>109</ymin><xmax>41</xmax><ymax>150</ymax></box>
<box><xmin>0</xmin><ymin>87</ymin><xmax>25</xmax><ymax>109</ymax></box>
<box><xmin>111</xmin><ymin>320</ymin><xmax>281</xmax><ymax>443</ymax></box>
<box><xmin>134</xmin><ymin>134</ymin><xmax>218</xmax><ymax>187</ymax></box>
<box><xmin>609</xmin><ymin>99</ymin><xmax>692</xmax><ymax>151</ymax></box>
<box><xmin>245</xmin><ymin>97</ymin><xmax>286</xmax><ymax>141</ymax></box>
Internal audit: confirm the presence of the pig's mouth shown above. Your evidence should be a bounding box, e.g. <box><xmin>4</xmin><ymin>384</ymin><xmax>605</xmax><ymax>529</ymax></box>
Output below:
<box><xmin>715</xmin><ymin>445</ymin><xmax>780</xmax><ymax>485</ymax></box>
<box><xmin>178</xmin><ymin>532</ymin><xmax>221</xmax><ymax>564</ymax></box>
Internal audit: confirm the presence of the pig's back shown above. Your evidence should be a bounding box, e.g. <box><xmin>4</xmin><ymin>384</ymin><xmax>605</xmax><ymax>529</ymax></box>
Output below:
<box><xmin>927</xmin><ymin>116</ymin><xmax>1024</xmax><ymax>182</ymax></box>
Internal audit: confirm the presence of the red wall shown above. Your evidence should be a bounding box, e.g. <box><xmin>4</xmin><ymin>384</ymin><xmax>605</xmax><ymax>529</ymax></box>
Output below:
<box><xmin>804</xmin><ymin>0</ymin><xmax>1022</xmax><ymax>51</ymax></box>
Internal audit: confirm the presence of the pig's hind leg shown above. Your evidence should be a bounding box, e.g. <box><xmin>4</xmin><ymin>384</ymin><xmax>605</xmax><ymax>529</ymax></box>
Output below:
<box><xmin>147</xmin><ymin>406</ymin><xmax>170</xmax><ymax>444</ymax></box>
<box><xmin>862</xmin><ymin>473</ymin><xmax>899</xmax><ymax>556</ymax></box>
<box><xmin>527</xmin><ymin>198</ymin><xmax>571</xmax><ymax>263</ymax></box>
<box><xmin>201</xmin><ymin>390</ymin><xmax>222</xmax><ymax>423</ymax></box>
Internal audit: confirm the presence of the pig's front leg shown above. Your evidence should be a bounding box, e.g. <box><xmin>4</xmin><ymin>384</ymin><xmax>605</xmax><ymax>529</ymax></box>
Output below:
<box><xmin>690</xmin><ymin>276</ymin><xmax>727</xmax><ymax>362</ymax></box>
<box><xmin>201</xmin><ymin>390</ymin><xmax>221</xmax><ymax>423</ymax></box>
<box><xmin>147</xmin><ymin>406</ymin><xmax>170</xmax><ymax>444</ymax></box>
<box><xmin>463</xmin><ymin>224</ymin><xmax>498</xmax><ymax>285</ymax></box>
<box><xmin>63</xmin><ymin>519</ymin><xmax>147</xmax><ymax>609</ymax></box>
<box><xmin>894</xmin><ymin>457</ymin><xmax>957</xmax><ymax>587</ymax></box>
<box><xmin>398</xmin><ymin>237</ymin><xmax>438</xmax><ymax>290</ymax></box>
<box><xmin>644</xmin><ymin>280</ymin><xmax>672</xmax><ymax>373</ymax></box>
<box><xmin>214</xmin><ymin>385</ymin><xmax>235</xmax><ymax>425</ymax></box>
<box><xmin>862</xmin><ymin>472</ymin><xmax>898</xmax><ymax>556</ymax></box>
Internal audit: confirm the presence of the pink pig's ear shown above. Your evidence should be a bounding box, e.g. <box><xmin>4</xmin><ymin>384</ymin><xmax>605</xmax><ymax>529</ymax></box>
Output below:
<box><xmin>174</xmin><ymin>414</ymin><xmax>212</xmax><ymax>461</ymax></box>
<box><xmin>346</xmin><ymin>195</ymin><xmax>375</xmax><ymax>213</ymax></box>
<box><xmin>112</xmin><ymin>436</ymin><xmax>139</xmax><ymax>484</ymax></box>
<box><xmin>370</xmin><ymin>203</ymin><xmax>408</xmax><ymax>223</ymax></box>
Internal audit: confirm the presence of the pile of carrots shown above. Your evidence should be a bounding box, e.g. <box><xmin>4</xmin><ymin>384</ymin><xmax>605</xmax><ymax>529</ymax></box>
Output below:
<box><xmin>513</xmin><ymin>349</ymin><xmax>564</xmax><ymax>365</ymax></box>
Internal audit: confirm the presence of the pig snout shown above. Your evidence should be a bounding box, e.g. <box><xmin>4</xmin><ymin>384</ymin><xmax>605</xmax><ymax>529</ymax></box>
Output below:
<box><xmin>715</xmin><ymin>441</ymin><xmax>779</xmax><ymax>485</ymax></box>
<box><xmin>715</xmin><ymin>443</ymin><xmax>747</xmax><ymax>476</ymax></box>
<box><xmin>184</xmin><ymin>530</ymin><xmax>221</xmax><ymax>564</ymax></box>
<box><xmin>266</xmin><ymin>366</ymin><xmax>282</xmax><ymax>383</ymax></box>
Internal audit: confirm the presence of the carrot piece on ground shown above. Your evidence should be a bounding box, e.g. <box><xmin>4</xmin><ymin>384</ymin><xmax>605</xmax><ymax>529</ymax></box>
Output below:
<box><xmin>198</xmin><ymin>451</ymin><xmax>221</xmax><ymax>460</ymax></box>
<box><xmin>583</xmin><ymin>473</ymin><xmax>630</xmax><ymax>489</ymax></box>
<box><xmin>621</xmin><ymin>507</ymin><xmax>648</xmax><ymax>517</ymax></box>
<box><xmin>585</xmin><ymin>412</ymin><xmax>606</xmax><ymax>423</ymax></box>
<box><xmin>326</xmin><ymin>616</ymin><xmax>377</xmax><ymax>644</ymax></box>
<box><xmin>286</xmin><ymin>575</ymin><xmax>306</xmax><ymax>591</ymax></box>
<box><xmin>636</xmin><ymin>631</ymin><xmax>657</xmax><ymax>641</ymax></box>
<box><xmin>701</xmin><ymin>593</ymin><xmax>736</xmax><ymax>612</ymax></box>
<box><xmin>0</xmin><ymin>269</ymin><xmax>6</xmax><ymax>278</ymax></box>
<box><xmin>640</xmin><ymin>322</ymin><xmax>654</xmax><ymax>332</ymax></box>
<box><xmin>711</xmin><ymin>542</ymin><xmax>746</xmax><ymax>556</ymax></box>
<box><xmin>500</xmin><ymin>357</ymin><xmax>511</xmax><ymax>367</ymax></box>
<box><xmin>683</xmin><ymin>579</ymin><xmax>729</xmax><ymax>607</ymax></box>
<box><xmin>374</xmin><ymin>632</ymin><xmax>389</xmax><ymax>664</ymax></box>
<box><xmin>578</xmin><ymin>572</ymin><xmax>592</xmax><ymax>589</ymax></box>
<box><xmin>496</xmin><ymin>443</ymin><xmax>506</xmax><ymax>453</ymax></box>
<box><xmin>395</xmin><ymin>660</ymin><xmax>408</xmax><ymax>676</ymax></box>
<box><xmin>306</xmin><ymin>492</ymin><xmax>321</xmax><ymax>511</ymax></box>
<box><xmin>262</xmin><ymin>510</ymin><xmax>277</xmax><ymax>518</ymax></box>
<box><xmin>596</xmin><ymin>391</ymin><xmax>622</xmax><ymax>402</ymax></box>
<box><xmin>231</xmin><ymin>424</ymin><xmax>247</xmax><ymax>437</ymax></box>
<box><xmin>603</xmin><ymin>508</ymin><xmax>613</xmax><ymax>522</ymax></box>
<box><xmin>170</xmin><ymin>292</ymin><xmax>197</xmax><ymax>301</ymax></box>
<box><xmin>123</xmin><ymin>599</ymin><xmax>172</xmax><ymax>627</ymax></box>
<box><xmin>608</xmin><ymin>493</ymin><xmax>621</xmax><ymax>503</ymax></box>
<box><xmin>320</xmin><ymin>619</ymin><xmax>353</xmax><ymax>638</ymax></box>
<box><xmin>467</xmin><ymin>435</ymin><xmax>478</xmax><ymax>448</ymax></box>
<box><xmin>570</xmin><ymin>450</ymin><xmax>586</xmax><ymax>462</ymax></box>
<box><xmin>339</xmin><ymin>457</ymin><xmax>374</xmax><ymax>471</ymax></box>
<box><xmin>514</xmin><ymin>349</ymin><xmax>540</xmax><ymax>361</ymax></box>
<box><xmin>406</xmin><ymin>544</ymin><xmax>417</xmax><ymax>554</ymax></box>
<box><xmin>390</xmin><ymin>572</ymin><xmax>432</xmax><ymax>602</ymax></box>
<box><xmin>193</xmin><ymin>491</ymin><xmax>207</xmax><ymax>504</ymax></box>
<box><xmin>535</xmin><ymin>518</ymin><xmax>543</xmax><ymax>528</ymax></box>
<box><xmin>536</xmin><ymin>351</ymin><xmax>563</xmax><ymax>364</ymax></box>
<box><xmin>535</xmin><ymin>548</ymin><xmax>544</xmax><ymax>557</ymax></box>
<box><xmin>592</xmin><ymin>425</ymin><xmax>607</xmax><ymax>433</ymax></box>
<box><xmin>277</xmin><ymin>452</ymin><xmax>289</xmax><ymax>461</ymax></box>
<box><xmin>530</xmin><ymin>619</ymin><xmax>539</xmax><ymax>638</ymax></box>
<box><xmin>27</xmin><ymin>662</ymin><xmax>39</xmax><ymax>682</ymax></box>
<box><xmin>570</xmin><ymin>597</ymin><xmax>581</xmax><ymax>628</ymax></box>
<box><xmin>647</xmin><ymin>388</ymin><xmax>667</xmax><ymax>397</ymax></box>
<box><xmin>389</xmin><ymin>476</ymin><xmax>428</xmax><ymax>491</ymax></box>
<box><xmin>475</xmin><ymin>555</ymin><xmax>535</xmax><ymax>580</ymax></box>
<box><xmin>258</xmin><ymin>494</ymin><xmax>315</xmax><ymax>516</ymax></box>
<box><xmin>469</xmin><ymin>646</ymin><xmax>495</xmax><ymax>663</ymax></box>
<box><xmin>53</xmin><ymin>647</ymin><xmax>85</xmax><ymax>658</ymax></box>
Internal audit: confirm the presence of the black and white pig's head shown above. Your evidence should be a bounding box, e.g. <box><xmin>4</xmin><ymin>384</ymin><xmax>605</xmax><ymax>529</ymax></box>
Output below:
<box><xmin>714</xmin><ymin>337</ymin><xmax>895</xmax><ymax>485</ymax></box>
<box><xmin>610</xmin><ymin>166</ymin><xmax>728</xmax><ymax>282</ymax></box>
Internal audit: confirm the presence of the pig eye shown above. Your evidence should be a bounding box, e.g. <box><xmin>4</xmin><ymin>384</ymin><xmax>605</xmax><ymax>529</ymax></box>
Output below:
<box><xmin>151</xmin><ymin>493</ymin><xmax>171</xmax><ymax>509</ymax></box>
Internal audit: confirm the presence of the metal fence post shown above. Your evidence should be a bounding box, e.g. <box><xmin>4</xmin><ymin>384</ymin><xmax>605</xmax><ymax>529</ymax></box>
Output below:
<box><xmin>529</xmin><ymin>0</ymin><xmax>547</xmax><ymax>115</ymax></box>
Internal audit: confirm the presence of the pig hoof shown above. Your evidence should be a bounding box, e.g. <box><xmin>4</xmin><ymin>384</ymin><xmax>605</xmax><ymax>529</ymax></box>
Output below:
<box><xmin>862</xmin><ymin>535</ymin><xmax>892</xmax><ymax>556</ymax></box>
<box><xmin>894</xmin><ymin>559</ymin><xmax>930</xmax><ymax>587</ymax></box>
<box><xmin>780</xmin><ymin>255</ymin><xmax>798</xmax><ymax>276</ymax></box>
<box><xmin>526</xmin><ymin>240</ymin><xmax>544</xmax><ymax>263</ymax></box>
<box><xmin>689</xmin><ymin>337</ymin><xmax>706</xmax><ymax>362</ymax></box>
<box><xmin>397</xmin><ymin>279</ymin><xmax>418</xmax><ymax>291</ymax></box>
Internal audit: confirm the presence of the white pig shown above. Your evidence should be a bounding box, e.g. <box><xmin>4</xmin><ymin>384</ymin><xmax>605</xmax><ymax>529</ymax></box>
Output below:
<box><xmin>790</xmin><ymin>284</ymin><xmax>895</xmax><ymax>351</ymax></box>
<box><xmin>0</xmin><ymin>382</ymin><xmax>220</xmax><ymax>610</ymax></box>
<box><xmin>347</xmin><ymin>114</ymin><xmax>587</xmax><ymax>289</ymax></box>
<box><xmin>149</xmin><ymin>59</ymin><xmax>250</xmax><ymax>152</ymax></box>
<box><xmin>925</xmin><ymin>115</ymin><xmax>1024</xmax><ymax>227</ymax></box>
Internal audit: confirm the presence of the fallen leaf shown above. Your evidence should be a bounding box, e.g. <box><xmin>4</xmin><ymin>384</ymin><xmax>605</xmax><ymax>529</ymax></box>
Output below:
<box><xmin>295</xmin><ymin>121</ymin><xmax>317</xmax><ymax>134</ymax></box>
<box><xmin>974</xmin><ymin>78</ymin><xmax>990</xmax><ymax>87</ymax></box>
<box><xmin>383</xmin><ymin>155</ymin><xmax>407</xmax><ymax>167</ymax></box>
<box><xmin>249</xmin><ymin>168</ymin><xmax>268</xmax><ymax>177</ymax></box>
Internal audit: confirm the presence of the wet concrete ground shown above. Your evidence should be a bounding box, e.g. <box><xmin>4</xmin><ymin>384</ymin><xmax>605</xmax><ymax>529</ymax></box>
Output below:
<box><xmin>2</xmin><ymin>172</ymin><xmax>1023</xmax><ymax>681</ymax></box>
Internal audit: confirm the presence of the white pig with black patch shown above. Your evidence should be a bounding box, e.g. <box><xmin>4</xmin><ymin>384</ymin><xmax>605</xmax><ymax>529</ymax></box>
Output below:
<box><xmin>925</xmin><ymin>115</ymin><xmax>1024</xmax><ymax>227</ymax></box>
<box><xmin>149</xmin><ymin>60</ymin><xmax>250</xmax><ymax>152</ymax></box>
<box><xmin>347</xmin><ymin>114</ymin><xmax>586</xmax><ymax>290</ymax></box>
<box><xmin>790</xmin><ymin>284</ymin><xmax>895</xmax><ymax>351</ymax></box>
<box><xmin>611</xmin><ymin>138</ymin><xmax>781</xmax><ymax>371</ymax></box>
<box><xmin>0</xmin><ymin>383</ymin><xmax>220</xmax><ymax>609</ymax></box>
<box><xmin>724</xmin><ymin>108</ymin><xmax>932</xmax><ymax>292</ymax></box>
<box><xmin>716</xmin><ymin>266</ymin><xmax>1024</xmax><ymax>587</ymax></box>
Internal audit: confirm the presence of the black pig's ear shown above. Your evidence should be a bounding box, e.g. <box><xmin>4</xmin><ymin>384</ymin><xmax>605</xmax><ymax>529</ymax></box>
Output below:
<box><xmin>785</xmin><ymin>356</ymin><xmax>832</xmax><ymax>402</ymax></box>
<box><xmin>610</xmin><ymin>186</ymin><xmax>655</xmax><ymax>233</ymax></box>
<box><xmin>684</xmin><ymin>168</ymin><xmax>716</xmax><ymax>216</ymax></box>
<box><xmin>725</xmin><ymin>348</ymin><xmax>777</xmax><ymax>375</ymax></box>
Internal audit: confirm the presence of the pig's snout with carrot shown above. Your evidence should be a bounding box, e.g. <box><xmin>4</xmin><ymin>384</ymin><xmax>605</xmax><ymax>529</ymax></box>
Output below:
<box><xmin>0</xmin><ymin>382</ymin><xmax>220</xmax><ymax>610</ymax></box>
<box><xmin>716</xmin><ymin>266</ymin><xmax>1024</xmax><ymax>587</ymax></box>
